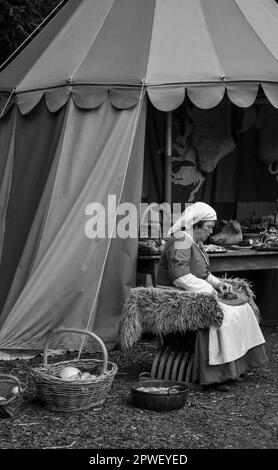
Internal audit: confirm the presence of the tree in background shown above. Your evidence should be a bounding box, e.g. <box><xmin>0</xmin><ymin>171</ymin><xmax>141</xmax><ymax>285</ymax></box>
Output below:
<box><xmin>0</xmin><ymin>0</ymin><xmax>68</xmax><ymax>67</ymax></box>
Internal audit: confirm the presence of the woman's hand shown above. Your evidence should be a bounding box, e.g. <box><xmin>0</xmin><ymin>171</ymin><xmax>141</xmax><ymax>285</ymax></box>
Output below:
<box><xmin>216</xmin><ymin>281</ymin><xmax>233</xmax><ymax>295</ymax></box>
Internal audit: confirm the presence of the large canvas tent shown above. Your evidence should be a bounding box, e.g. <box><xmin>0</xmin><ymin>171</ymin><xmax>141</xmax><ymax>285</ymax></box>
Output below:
<box><xmin>0</xmin><ymin>0</ymin><xmax>278</xmax><ymax>351</ymax></box>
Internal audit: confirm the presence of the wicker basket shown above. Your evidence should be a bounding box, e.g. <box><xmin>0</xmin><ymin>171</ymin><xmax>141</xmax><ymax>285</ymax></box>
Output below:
<box><xmin>30</xmin><ymin>328</ymin><xmax>118</xmax><ymax>412</ymax></box>
<box><xmin>0</xmin><ymin>374</ymin><xmax>26</xmax><ymax>419</ymax></box>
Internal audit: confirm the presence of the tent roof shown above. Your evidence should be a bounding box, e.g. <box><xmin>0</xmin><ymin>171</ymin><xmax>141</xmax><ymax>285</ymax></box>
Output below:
<box><xmin>1</xmin><ymin>0</ymin><xmax>278</xmax><ymax>113</ymax></box>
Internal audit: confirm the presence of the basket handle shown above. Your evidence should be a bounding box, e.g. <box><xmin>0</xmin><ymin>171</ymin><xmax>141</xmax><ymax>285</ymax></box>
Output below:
<box><xmin>43</xmin><ymin>328</ymin><xmax>108</xmax><ymax>373</ymax></box>
<box><xmin>0</xmin><ymin>374</ymin><xmax>23</xmax><ymax>394</ymax></box>
<box><xmin>138</xmin><ymin>372</ymin><xmax>151</xmax><ymax>381</ymax></box>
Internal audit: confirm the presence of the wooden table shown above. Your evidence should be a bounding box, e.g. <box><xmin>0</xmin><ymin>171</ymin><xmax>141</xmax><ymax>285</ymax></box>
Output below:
<box><xmin>137</xmin><ymin>254</ymin><xmax>161</xmax><ymax>286</ymax></box>
<box><xmin>137</xmin><ymin>249</ymin><xmax>278</xmax><ymax>285</ymax></box>
<box><xmin>209</xmin><ymin>249</ymin><xmax>278</xmax><ymax>272</ymax></box>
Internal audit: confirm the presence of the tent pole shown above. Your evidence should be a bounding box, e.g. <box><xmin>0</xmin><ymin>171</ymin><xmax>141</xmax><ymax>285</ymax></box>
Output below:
<box><xmin>164</xmin><ymin>111</ymin><xmax>172</xmax><ymax>204</ymax></box>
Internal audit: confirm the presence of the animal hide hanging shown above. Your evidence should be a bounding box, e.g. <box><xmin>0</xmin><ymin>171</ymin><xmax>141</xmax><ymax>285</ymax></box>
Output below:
<box><xmin>239</xmin><ymin>106</ymin><xmax>257</xmax><ymax>134</ymax></box>
<box><xmin>171</xmin><ymin>112</ymin><xmax>205</xmax><ymax>202</ymax></box>
<box><xmin>255</xmin><ymin>104</ymin><xmax>278</xmax><ymax>164</ymax></box>
<box><xmin>190</xmin><ymin>101</ymin><xmax>236</xmax><ymax>174</ymax></box>
<box><xmin>231</xmin><ymin>105</ymin><xmax>257</xmax><ymax>138</ymax></box>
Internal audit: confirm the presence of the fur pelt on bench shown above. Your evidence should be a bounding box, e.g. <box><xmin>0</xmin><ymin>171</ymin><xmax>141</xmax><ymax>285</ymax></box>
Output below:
<box><xmin>120</xmin><ymin>278</ymin><xmax>260</xmax><ymax>351</ymax></box>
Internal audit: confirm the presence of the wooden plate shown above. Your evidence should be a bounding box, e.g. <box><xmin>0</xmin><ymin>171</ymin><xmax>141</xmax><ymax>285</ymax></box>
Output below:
<box><xmin>217</xmin><ymin>292</ymin><xmax>249</xmax><ymax>306</ymax></box>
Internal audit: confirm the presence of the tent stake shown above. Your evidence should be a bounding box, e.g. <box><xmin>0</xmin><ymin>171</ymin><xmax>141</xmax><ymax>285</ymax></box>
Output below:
<box><xmin>164</xmin><ymin>111</ymin><xmax>172</xmax><ymax>204</ymax></box>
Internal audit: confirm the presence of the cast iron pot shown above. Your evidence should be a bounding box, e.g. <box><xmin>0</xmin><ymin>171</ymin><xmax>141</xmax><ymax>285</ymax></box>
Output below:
<box><xmin>130</xmin><ymin>379</ymin><xmax>189</xmax><ymax>412</ymax></box>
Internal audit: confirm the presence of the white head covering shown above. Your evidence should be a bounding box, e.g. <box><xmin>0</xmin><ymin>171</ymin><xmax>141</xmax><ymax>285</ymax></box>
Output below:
<box><xmin>168</xmin><ymin>202</ymin><xmax>217</xmax><ymax>235</ymax></box>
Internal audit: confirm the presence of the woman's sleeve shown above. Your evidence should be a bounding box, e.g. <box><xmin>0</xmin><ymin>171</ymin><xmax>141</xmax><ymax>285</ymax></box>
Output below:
<box><xmin>168</xmin><ymin>241</ymin><xmax>215</xmax><ymax>293</ymax></box>
<box><xmin>167</xmin><ymin>245</ymin><xmax>191</xmax><ymax>281</ymax></box>
<box><xmin>207</xmin><ymin>272</ymin><xmax>221</xmax><ymax>288</ymax></box>
<box><xmin>173</xmin><ymin>274</ymin><xmax>215</xmax><ymax>294</ymax></box>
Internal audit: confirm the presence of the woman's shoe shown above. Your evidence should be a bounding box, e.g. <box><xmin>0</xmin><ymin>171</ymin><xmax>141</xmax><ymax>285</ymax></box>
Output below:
<box><xmin>217</xmin><ymin>384</ymin><xmax>230</xmax><ymax>392</ymax></box>
<box><xmin>206</xmin><ymin>383</ymin><xmax>231</xmax><ymax>392</ymax></box>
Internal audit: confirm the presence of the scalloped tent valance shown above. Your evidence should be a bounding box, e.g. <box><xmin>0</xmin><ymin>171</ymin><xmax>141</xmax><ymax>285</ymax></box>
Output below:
<box><xmin>0</xmin><ymin>86</ymin><xmax>144</xmax><ymax>116</ymax></box>
<box><xmin>1</xmin><ymin>0</ymin><xmax>278</xmax><ymax>116</ymax></box>
<box><xmin>1</xmin><ymin>81</ymin><xmax>278</xmax><ymax>117</ymax></box>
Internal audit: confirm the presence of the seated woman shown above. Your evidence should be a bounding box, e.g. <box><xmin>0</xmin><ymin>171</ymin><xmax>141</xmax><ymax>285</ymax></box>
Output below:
<box><xmin>157</xmin><ymin>202</ymin><xmax>268</xmax><ymax>389</ymax></box>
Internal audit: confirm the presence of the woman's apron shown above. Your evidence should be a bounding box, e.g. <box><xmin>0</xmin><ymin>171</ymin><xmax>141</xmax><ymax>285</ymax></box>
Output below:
<box><xmin>196</xmin><ymin>240</ymin><xmax>265</xmax><ymax>365</ymax></box>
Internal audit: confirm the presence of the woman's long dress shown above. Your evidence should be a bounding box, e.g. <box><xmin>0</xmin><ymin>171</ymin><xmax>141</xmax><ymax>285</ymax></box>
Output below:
<box><xmin>157</xmin><ymin>231</ymin><xmax>268</xmax><ymax>385</ymax></box>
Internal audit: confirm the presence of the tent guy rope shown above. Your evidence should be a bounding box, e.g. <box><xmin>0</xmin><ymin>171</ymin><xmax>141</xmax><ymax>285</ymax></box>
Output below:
<box><xmin>0</xmin><ymin>89</ymin><xmax>15</xmax><ymax>119</ymax></box>
<box><xmin>0</xmin><ymin>0</ymin><xmax>67</xmax><ymax>73</ymax></box>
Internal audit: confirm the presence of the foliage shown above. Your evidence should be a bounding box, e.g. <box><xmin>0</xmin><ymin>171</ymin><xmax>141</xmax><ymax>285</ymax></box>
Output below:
<box><xmin>0</xmin><ymin>0</ymin><xmax>68</xmax><ymax>67</ymax></box>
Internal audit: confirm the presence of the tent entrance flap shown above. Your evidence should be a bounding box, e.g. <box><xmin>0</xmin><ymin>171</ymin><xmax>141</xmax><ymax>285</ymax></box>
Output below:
<box><xmin>78</xmin><ymin>86</ymin><xmax>146</xmax><ymax>355</ymax></box>
<box><xmin>0</xmin><ymin>96</ymin><xmax>146</xmax><ymax>351</ymax></box>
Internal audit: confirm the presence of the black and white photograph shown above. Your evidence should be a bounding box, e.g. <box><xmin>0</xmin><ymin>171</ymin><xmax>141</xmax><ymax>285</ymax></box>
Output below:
<box><xmin>0</xmin><ymin>0</ymin><xmax>277</xmax><ymax>462</ymax></box>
